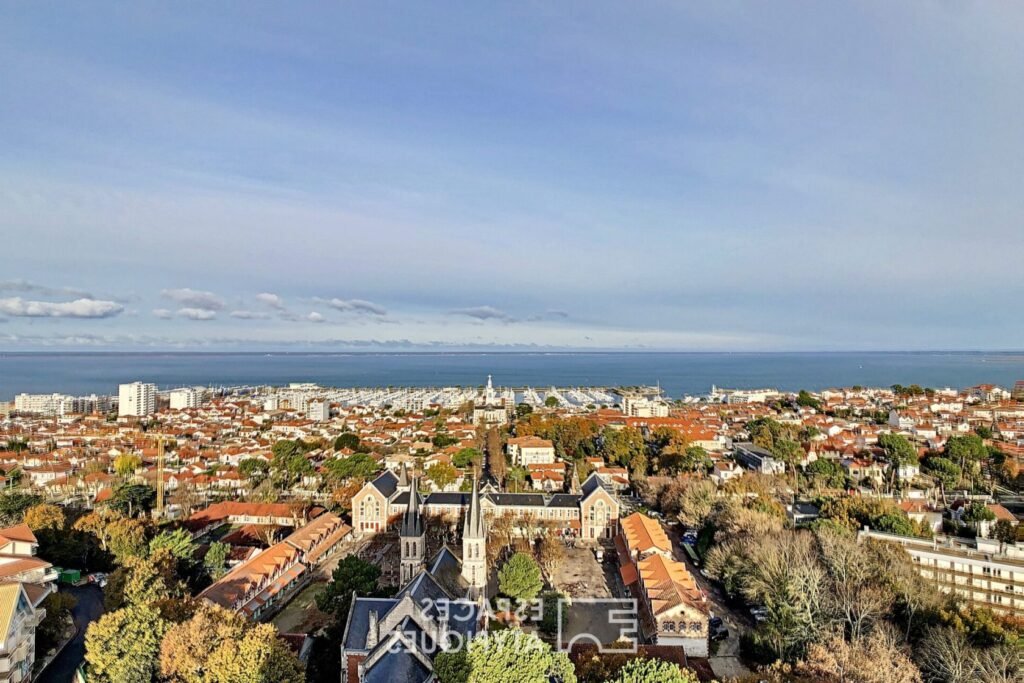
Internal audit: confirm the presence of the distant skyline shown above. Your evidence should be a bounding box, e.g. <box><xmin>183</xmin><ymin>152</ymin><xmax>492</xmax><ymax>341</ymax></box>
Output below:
<box><xmin>2</xmin><ymin>3</ymin><xmax>1023</xmax><ymax>351</ymax></box>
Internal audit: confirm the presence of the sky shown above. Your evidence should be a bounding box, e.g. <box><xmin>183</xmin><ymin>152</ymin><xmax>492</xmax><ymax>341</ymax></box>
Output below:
<box><xmin>1</xmin><ymin>2</ymin><xmax>1023</xmax><ymax>351</ymax></box>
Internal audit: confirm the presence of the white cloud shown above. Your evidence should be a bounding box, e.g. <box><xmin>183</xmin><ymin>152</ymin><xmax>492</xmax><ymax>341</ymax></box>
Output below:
<box><xmin>450</xmin><ymin>305</ymin><xmax>514</xmax><ymax>322</ymax></box>
<box><xmin>230</xmin><ymin>310</ymin><xmax>271</xmax><ymax>320</ymax></box>
<box><xmin>0</xmin><ymin>297</ymin><xmax>124</xmax><ymax>318</ymax></box>
<box><xmin>161</xmin><ymin>288</ymin><xmax>225</xmax><ymax>311</ymax></box>
<box><xmin>256</xmin><ymin>292</ymin><xmax>286</xmax><ymax>310</ymax></box>
<box><xmin>177</xmin><ymin>307</ymin><xmax>217</xmax><ymax>321</ymax></box>
<box><xmin>152</xmin><ymin>308</ymin><xmax>174</xmax><ymax>319</ymax></box>
<box><xmin>307</xmin><ymin>312</ymin><xmax>326</xmax><ymax>323</ymax></box>
<box><xmin>322</xmin><ymin>298</ymin><xmax>387</xmax><ymax>316</ymax></box>
<box><xmin>0</xmin><ymin>279</ymin><xmax>94</xmax><ymax>299</ymax></box>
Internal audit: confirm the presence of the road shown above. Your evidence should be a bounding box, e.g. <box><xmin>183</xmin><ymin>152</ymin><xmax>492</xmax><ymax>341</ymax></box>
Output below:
<box><xmin>37</xmin><ymin>584</ymin><xmax>104</xmax><ymax>683</ymax></box>
<box><xmin>669</xmin><ymin>527</ymin><xmax>752</xmax><ymax>680</ymax></box>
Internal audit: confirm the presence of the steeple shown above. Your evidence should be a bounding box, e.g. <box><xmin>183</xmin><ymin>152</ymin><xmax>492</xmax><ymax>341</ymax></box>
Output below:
<box><xmin>465</xmin><ymin>476</ymin><xmax>485</xmax><ymax>539</ymax></box>
<box><xmin>401</xmin><ymin>476</ymin><xmax>424</xmax><ymax>538</ymax></box>
<box><xmin>398</xmin><ymin>462</ymin><xmax>410</xmax><ymax>489</ymax></box>
<box><xmin>461</xmin><ymin>476</ymin><xmax>487</xmax><ymax>594</ymax></box>
<box><xmin>399</xmin><ymin>475</ymin><xmax>425</xmax><ymax>584</ymax></box>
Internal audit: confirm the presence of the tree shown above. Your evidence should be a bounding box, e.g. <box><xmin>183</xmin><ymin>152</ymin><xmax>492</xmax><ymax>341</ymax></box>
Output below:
<box><xmin>107</xmin><ymin>517</ymin><xmax>148</xmax><ymax>563</ymax></box>
<box><xmin>333</xmin><ymin>433</ymin><xmax>361</xmax><ymax>451</ymax></box>
<box><xmin>796</xmin><ymin>390</ymin><xmax>822</xmax><ymax>411</ymax></box>
<box><xmin>238</xmin><ymin>458</ymin><xmax>269</xmax><ymax>482</ymax></box>
<box><xmin>915</xmin><ymin>627</ymin><xmax>979</xmax><ymax>683</ymax></box>
<box><xmin>85</xmin><ymin>604</ymin><xmax>169</xmax><ymax>683</ymax></box>
<box><xmin>798</xmin><ymin>625</ymin><xmax>921</xmax><ymax>683</ymax></box>
<box><xmin>544</xmin><ymin>396</ymin><xmax>559</xmax><ymax>408</ymax></box>
<box><xmin>804</xmin><ymin>458</ymin><xmax>849</xmax><ymax>490</ymax></box>
<box><xmin>946</xmin><ymin>434</ymin><xmax>988</xmax><ymax>483</ymax></box>
<box><xmin>23</xmin><ymin>503</ymin><xmax>65</xmax><ymax>531</ymax></box>
<box><xmin>110</xmin><ymin>482</ymin><xmax>157</xmax><ymax>517</ymax></box>
<box><xmin>114</xmin><ymin>453</ymin><xmax>143</xmax><ymax>478</ymax></box>
<box><xmin>536</xmin><ymin>533</ymin><xmax>565</xmax><ymax>576</ymax></box>
<box><xmin>324</xmin><ymin>453</ymin><xmax>378</xmax><ymax>482</ymax></box>
<box><xmin>453</xmin><ymin>448</ymin><xmax>482</xmax><ymax>469</ymax></box>
<box><xmin>316</xmin><ymin>554</ymin><xmax>382</xmax><ymax>618</ymax></box>
<box><xmin>498</xmin><ymin>552</ymin><xmax>543</xmax><ymax>602</ymax></box>
<box><xmin>537</xmin><ymin>590</ymin><xmax>567</xmax><ymax>638</ymax></box>
<box><xmin>450</xmin><ymin>629</ymin><xmax>575</xmax><ymax>683</ymax></box>
<box><xmin>675</xmin><ymin>480</ymin><xmax>717</xmax><ymax>529</ymax></box>
<box><xmin>435</xmin><ymin>649</ymin><xmax>472</xmax><ymax>683</ymax></box>
<box><xmin>0</xmin><ymin>492</ymin><xmax>42</xmax><ymax>526</ymax></box>
<box><xmin>923</xmin><ymin>456</ymin><xmax>962</xmax><ymax>490</ymax></box>
<box><xmin>506</xmin><ymin>466</ymin><xmax>528</xmax><ymax>493</ymax></box>
<box><xmin>603</xmin><ymin>658</ymin><xmax>697</xmax><ymax>683</ymax></box>
<box><xmin>515</xmin><ymin>403</ymin><xmax>533</xmax><ymax>418</ymax></box>
<box><xmin>204</xmin><ymin>542</ymin><xmax>230</xmax><ymax>580</ymax></box>
<box><xmin>427</xmin><ymin>462</ymin><xmax>459</xmax><ymax>491</ymax></box>
<box><xmin>37</xmin><ymin>591</ymin><xmax>77</xmax><ymax>654</ymax></box>
<box><xmin>150</xmin><ymin>528</ymin><xmax>197</xmax><ymax>561</ymax></box>
<box><xmin>880</xmin><ymin>433</ymin><xmax>919</xmax><ymax>465</ymax></box>
<box><xmin>487</xmin><ymin>428</ymin><xmax>507</xmax><ymax>485</ymax></box>
<box><xmin>991</xmin><ymin>519</ymin><xmax>1017</xmax><ymax>545</ymax></box>
<box><xmin>961</xmin><ymin>501</ymin><xmax>996</xmax><ymax>525</ymax></box>
<box><xmin>160</xmin><ymin>603</ymin><xmax>247</xmax><ymax>683</ymax></box>
<box><xmin>205</xmin><ymin>622</ymin><xmax>304</xmax><ymax>683</ymax></box>
<box><xmin>600</xmin><ymin>426</ymin><xmax>645</xmax><ymax>472</ymax></box>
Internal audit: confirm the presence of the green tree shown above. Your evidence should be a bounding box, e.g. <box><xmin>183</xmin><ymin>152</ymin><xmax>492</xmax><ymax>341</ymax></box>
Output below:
<box><xmin>333</xmin><ymin>433</ymin><xmax>361</xmax><ymax>451</ymax></box>
<box><xmin>923</xmin><ymin>456</ymin><xmax>962</xmax><ymax>490</ymax></box>
<box><xmin>205</xmin><ymin>622</ymin><xmax>304</xmax><ymax>683</ymax></box>
<box><xmin>506</xmin><ymin>466</ymin><xmax>528</xmax><ymax>493</ymax></box>
<box><xmin>453</xmin><ymin>448</ymin><xmax>482</xmax><ymax>469</ymax></box>
<box><xmin>946</xmin><ymin>435</ymin><xmax>988</xmax><ymax>475</ymax></box>
<box><xmin>150</xmin><ymin>529</ymin><xmax>197</xmax><ymax>561</ymax></box>
<box><xmin>114</xmin><ymin>453</ymin><xmax>143</xmax><ymax>478</ymax></box>
<box><xmin>544</xmin><ymin>396</ymin><xmax>559</xmax><ymax>408</ymax></box>
<box><xmin>204</xmin><ymin>541</ymin><xmax>231</xmax><ymax>580</ymax></box>
<box><xmin>604</xmin><ymin>658</ymin><xmax>697</xmax><ymax>683</ymax></box>
<box><xmin>434</xmin><ymin>649</ymin><xmax>472</xmax><ymax>683</ymax></box>
<box><xmin>601</xmin><ymin>426</ymin><xmax>646</xmax><ymax>473</ymax></box>
<box><xmin>796</xmin><ymin>390</ymin><xmax>822</xmax><ymax>411</ymax></box>
<box><xmin>454</xmin><ymin>629</ymin><xmax>575</xmax><ymax>683</ymax></box>
<box><xmin>879</xmin><ymin>433</ymin><xmax>918</xmax><ymax>465</ymax></box>
<box><xmin>515</xmin><ymin>403</ymin><xmax>534</xmax><ymax>418</ymax></box>
<box><xmin>238</xmin><ymin>458</ymin><xmax>269</xmax><ymax>482</ymax></box>
<box><xmin>498</xmin><ymin>552</ymin><xmax>543</xmax><ymax>602</ymax></box>
<box><xmin>804</xmin><ymin>459</ymin><xmax>849</xmax><ymax>490</ymax></box>
<box><xmin>316</xmin><ymin>554</ymin><xmax>383</xmax><ymax>618</ymax></box>
<box><xmin>0</xmin><ymin>492</ymin><xmax>42</xmax><ymax>526</ymax></box>
<box><xmin>108</xmin><ymin>517</ymin><xmax>149</xmax><ymax>563</ymax></box>
<box><xmin>110</xmin><ymin>483</ymin><xmax>157</xmax><ymax>517</ymax></box>
<box><xmin>324</xmin><ymin>453</ymin><xmax>379</xmax><ymax>482</ymax></box>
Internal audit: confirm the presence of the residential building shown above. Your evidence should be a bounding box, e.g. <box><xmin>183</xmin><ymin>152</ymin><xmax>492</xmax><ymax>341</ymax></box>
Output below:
<box><xmin>620</xmin><ymin>394</ymin><xmax>669</xmax><ymax>418</ymax></box>
<box><xmin>506</xmin><ymin>436</ymin><xmax>556</xmax><ymax>466</ymax></box>
<box><xmin>858</xmin><ymin>529</ymin><xmax>1024</xmax><ymax>618</ymax></box>
<box><xmin>0</xmin><ymin>583</ymin><xmax>41</xmax><ymax>683</ymax></box>
<box><xmin>306</xmin><ymin>400</ymin><xmax>330</xmax><ymax>422</ymax></box>
<box><xmin>118</xmin><ymin>382</ymin><xmax>156</xmax><ymax>417</ymax></box>
<box><xmin>733</xmin><ymin>443</ymin><xmax>786</xmax><ymax>475</ymax></box>
<box><xmin>169</xmin><ymin>388</ymin><xmax>200</xmax><ymax>410</ymax></box>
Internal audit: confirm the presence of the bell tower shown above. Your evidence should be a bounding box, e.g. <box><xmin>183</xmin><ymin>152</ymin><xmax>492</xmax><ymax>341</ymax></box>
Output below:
<box><xmin>461</xmin><ymin>477</ymin><xmax>487</xmax><ymax>593</ymax></box>
<box><xmin>399</xmin><ymin>475</ymin><xmax>425</xmax><ymax>584</ymax></box>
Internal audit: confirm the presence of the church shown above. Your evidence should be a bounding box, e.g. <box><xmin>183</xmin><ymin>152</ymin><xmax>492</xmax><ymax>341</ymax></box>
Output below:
<box><xmin>351</xmin><ymin>465</ymin><xmax>620</xmax><ymax>542</ymax></box>
<box><xmin>340</xmin><ymin>476</ymin><xmax>488</xmax><ymax>683</ymax></box>
<box><xmin>342</xmin><ymin>467</ymin><xmax>621</xmax><ymax>682</ymax></box>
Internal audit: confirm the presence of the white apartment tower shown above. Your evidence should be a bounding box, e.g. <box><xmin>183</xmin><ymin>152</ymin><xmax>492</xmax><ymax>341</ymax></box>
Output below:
<box><xmin>169</xmin><ymin>388</ymin><xmax>200</xmax><ymax>410</ymax></box>
<box><xmin>118</xmin><ymin>382</ymin><xmax>156</xmax><ymax>417</ymax></box>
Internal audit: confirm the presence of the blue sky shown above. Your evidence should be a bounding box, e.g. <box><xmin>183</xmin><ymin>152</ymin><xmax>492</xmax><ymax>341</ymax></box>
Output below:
<box><xmin>1</xmin><ymin>2</ymin><xmax>1022</xmax><ymax>351</ymax></box>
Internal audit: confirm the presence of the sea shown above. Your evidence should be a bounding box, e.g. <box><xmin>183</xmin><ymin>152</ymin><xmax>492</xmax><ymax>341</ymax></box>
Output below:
<box><xmin>1</xmin><ymin>351</ymin><xmax>1023</xmax><ymax>400</ymax></box>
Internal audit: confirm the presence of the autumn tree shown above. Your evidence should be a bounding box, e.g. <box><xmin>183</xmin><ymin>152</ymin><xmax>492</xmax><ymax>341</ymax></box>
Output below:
<box><xmin>427</xmin><ymin>462</ymin><xmax>459</xmax><ymax>491</ymax></box>
<box><xmin>107</xmin><ymin>517</ymin><xmax>148</xmax><ymax>563</ymax></box>
<box><xmin>23</xmin><ymin>503</ymin><xmax>65</xmax><ymax>531</ymax></box>
<box><xmin>205</xmin><ymin>622</ymin><xmax>303</xmax><ymax>683</ymax></box>
<box><xmin>536</xmin><ymin>532</ymin><xmax>565</xmax><ymax>576</ymax></box>
<box><xmin>114</xmin><ymin>453</ymin><xmax>143</xmax><ymax>479</ymax></box>
<box><xmin>160</xmin><ymin>603</ymin><xmax>248</xmax><ymax>683</ymax></box>
<box><xmin>85</xmin><ymin>604</ymin><xmax>169</xmax><ymax>683</ymax></box>
<box><xmin>798</xmin><ymin>625</ymin><xmax>922</xmax><ymax>683</ymax></box>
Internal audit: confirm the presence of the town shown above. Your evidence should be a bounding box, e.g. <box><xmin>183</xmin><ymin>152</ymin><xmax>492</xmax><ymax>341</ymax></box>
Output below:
<box><xmin>0</xmin><ymin>376</ymin><xmax>1021</xmax><ymax>683</ymax></box>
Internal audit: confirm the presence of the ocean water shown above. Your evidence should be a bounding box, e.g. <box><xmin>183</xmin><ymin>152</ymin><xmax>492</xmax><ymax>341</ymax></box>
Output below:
<box><xmin>1</xmin><ymin>352</ymin><xmax>1023</xmax><ymax>400</ymax></box>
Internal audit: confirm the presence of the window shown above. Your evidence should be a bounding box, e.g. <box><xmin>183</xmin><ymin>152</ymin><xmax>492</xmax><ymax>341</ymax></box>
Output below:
<box><xmin>663</xmin><ymin>621</ymin><xmax>675</xmax><ymax>632</ymax></box>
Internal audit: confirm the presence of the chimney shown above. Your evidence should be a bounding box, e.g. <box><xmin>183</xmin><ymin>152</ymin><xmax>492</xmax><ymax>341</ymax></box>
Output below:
<box><xmin>367</xmin><ymin>610</ymin><xmax>379</xmax><ymax>649</ymax></box>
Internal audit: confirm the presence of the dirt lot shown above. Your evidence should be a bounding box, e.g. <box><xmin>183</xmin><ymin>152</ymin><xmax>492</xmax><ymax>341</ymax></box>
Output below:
<box><xmin>272</xmin><ymin>580</ymin><xmax>331</xmax><ymax>633</ymax></box>
<box><xmin>549</xmin><ymin>545</ymin><xmax>615</xmax><ymax>598</ymax></box>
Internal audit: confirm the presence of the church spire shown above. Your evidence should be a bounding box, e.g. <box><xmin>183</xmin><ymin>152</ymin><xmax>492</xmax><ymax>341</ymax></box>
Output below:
<box><xmin>401</xmin><ymin>476</ymin><xmax>424</xmax><ymax>538</ymax></box>
<box><xmin>465</xmin><ymin>476</ymin><xmax>485</xmax><ymax>539</ymax></box>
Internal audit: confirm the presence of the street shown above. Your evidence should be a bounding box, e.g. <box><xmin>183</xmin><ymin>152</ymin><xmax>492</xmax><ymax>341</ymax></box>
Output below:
<box><xmin>37</xmin><ymin>584</ymin><xmax>104</xmax><ymax>683</ymax></box>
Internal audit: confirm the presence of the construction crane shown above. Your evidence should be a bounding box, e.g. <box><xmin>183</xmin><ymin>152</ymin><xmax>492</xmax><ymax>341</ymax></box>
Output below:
<box><xmin>155</xmin><ymin>435</ymin><xmax>165</xmax><ymax>519</ymax></box>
